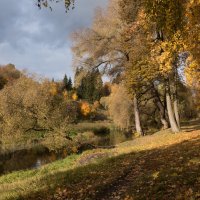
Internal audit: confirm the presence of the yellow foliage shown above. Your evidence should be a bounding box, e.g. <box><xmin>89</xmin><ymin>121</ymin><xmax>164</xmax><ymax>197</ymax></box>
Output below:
<box><xmin>107</xmin><ymin>84</ymin><xmax>134</xmax><ymax>130</ymax></box>
<box><xmin>72</xmin><ymin>93</ymin><xmax>78</xmax><ymax>101</ymax></box>
<box><xmin>185</xmin><ymin>57</ymin><xmax>200</xmax><ymax>88</ymax></box>
<box><xmin>63</xmin><ymin>90</ymin><xmax>68</xmax><ymax>100</ymax></box>
<box><xmin>185</xmin><ymin>0</ymin><xmax>200</xmax><ymax>64</ymax></box>
<box><xmin>80</xmin><ymin>102</ymin><xmax>91</xmax><ymax>117</ymax></box>
<box><xmin>185</xmin><ymin>57</ymin><xmax>200</xmax><ymax>110</ymax></box>
<box><xmin>152</xmin><ymin>33</ymin><xmax>185</xmax><ymax>76</ymax></box>
<box><xmin>49</xmin><ymin>82</ymin><xmax>58</xmax><ymax>96</ymax></box>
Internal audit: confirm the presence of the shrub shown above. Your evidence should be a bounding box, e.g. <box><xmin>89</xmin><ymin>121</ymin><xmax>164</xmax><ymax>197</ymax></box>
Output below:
<box><xmin>80</xmin><ymin>101</ymin><xmax>91</xmax><ymax>117</ymax></box>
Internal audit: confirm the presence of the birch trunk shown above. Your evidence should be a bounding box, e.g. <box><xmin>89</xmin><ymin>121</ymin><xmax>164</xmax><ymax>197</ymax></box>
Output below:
<box><xmin>166</xmin><ymin>85</ymin><xmax>180</xmax><ymax>133</ymax></box>
<box><xmin>173</xmin><ymin>68</ymin><xmax>181</xmax><ymax>129</ymax></box>
<box><xmin>174</xmin><ymin>98</ymin><xmax>180</xmax><ymax>129</ymax></box>
<box><xmin>134</xmin><ymin>95</ymin><xmax>144</xmax><ymax>136</ymax></box>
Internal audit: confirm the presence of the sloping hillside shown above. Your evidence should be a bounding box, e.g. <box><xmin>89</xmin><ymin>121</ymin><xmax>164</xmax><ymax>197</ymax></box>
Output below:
<box><xmin>0</xmin><ymin>121</ymin><xmax>200</xmax><ymax>200</ymax></box>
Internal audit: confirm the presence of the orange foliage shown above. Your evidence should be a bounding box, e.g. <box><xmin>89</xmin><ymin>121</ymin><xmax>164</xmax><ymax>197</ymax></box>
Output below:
<box><xmin>80</xmin><ymin>101</ymin><xmax>91</xmax><ymax>117</ymax></box>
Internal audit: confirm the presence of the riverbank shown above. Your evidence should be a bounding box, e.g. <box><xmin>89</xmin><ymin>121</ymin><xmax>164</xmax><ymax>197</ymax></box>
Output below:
<box><xmin>0</xmin><ymin>121</ymin><xmax>113</xmax><ymax>154</ymax></box>
<box><xmin>0</xmin><ymin>121</ymin><xmax>133</xmax><ymax>175</ymax></box>
<box><xmin>0</xmin><ymin>123</ymin><xmax>199</xmax><ymax>200</ymax></box>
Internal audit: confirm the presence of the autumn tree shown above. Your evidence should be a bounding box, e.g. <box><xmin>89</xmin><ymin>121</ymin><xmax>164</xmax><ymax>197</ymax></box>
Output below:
<box><xmin>71</xmin><ymin>0</ymin><xmax>145</xmax><ymax>133</ymax></box>
<box><xmin>0</xmin><ymin>64</ymin><xmax>21</xmax><ymax>89</ymax></box>
<box><xmin>71</xmin><ymin>0</ymin><xmax>127</xmax><ymax>78</ymax></box>
<box><xmin>184</xmin><ymin>0</ymin><xmax>200</xmax><ymax>64</ymax></box>
<box><xmin>71</xmin><ymin>0</ymin><xmax>153</xmax><ymax>135</ymax></box>
<box><xmin>72</xmin><ymin>0</ymin><xmax>199</xmax><ymax>134</ymax></box>
<box><xmin>184</xmin><ymin>0</ymin><xmax>200</xmax><ymax>113</ymax></box>
<box><xmin>0</xmin><ymin>75</ymin><xmax>79</xmax><ymax>142</ymax></box>
<box><xmin>106</xmin><ymin>84</ymin><xmax>134</xmax><ymax>130</ymax></box>
<box><xmin>118</xmin><ymin>0</ymin><xmax>190</xmax><ymax>133</ymax></box>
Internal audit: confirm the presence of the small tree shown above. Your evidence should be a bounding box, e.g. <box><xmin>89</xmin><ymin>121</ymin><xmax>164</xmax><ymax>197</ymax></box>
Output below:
<box><xmin>106</xmin><ymin>84</ymin><xmax>134</xmax><ymax>130</ymax></box>
<box><xmin>62</xmin><ymin>74</ymin><xmax>73</xmax><ymax>91</ymax></box>
<box><xmin>67</xmin><ymin>77</ymin><xmax>73</xmax><ymax>90</ymax></box>
<box><xmin>63</xmin><ymin>74</ymin><xmax>68</xmax><ymax>91</ymax></box>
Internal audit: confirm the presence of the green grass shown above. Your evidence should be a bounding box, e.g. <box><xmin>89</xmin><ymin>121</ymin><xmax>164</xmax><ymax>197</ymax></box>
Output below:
<box><xmin>0</xmin><ymin>154</ymin><xmax>79</xmax><ymax>200</ymax></box>
<box><xmin>0</xmin><ymin>127</ymin><xmax>200</xmax><ymax>200</ymax></box>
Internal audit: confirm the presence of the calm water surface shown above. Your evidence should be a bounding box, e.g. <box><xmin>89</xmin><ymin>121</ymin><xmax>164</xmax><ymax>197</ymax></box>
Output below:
<box><xmin>0</xmin><ymin>129</ymin><xmax>132</xmax><ymax>175</ymax></box>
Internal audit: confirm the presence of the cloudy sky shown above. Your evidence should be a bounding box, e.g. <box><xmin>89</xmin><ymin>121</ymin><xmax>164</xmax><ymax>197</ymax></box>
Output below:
<box><xmin>0</xmin><ymin>0</ymin><xmax>108</xmax><ymax>80</ymax></box>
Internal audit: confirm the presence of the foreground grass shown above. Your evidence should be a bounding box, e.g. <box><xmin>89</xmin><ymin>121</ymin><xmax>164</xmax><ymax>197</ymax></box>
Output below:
<box><xmin>0</xmin><ymin>155</ymin><xmax>79</xmax><ymax>200</ymax></box>
<box><xmin>0</xmin><ymin>128</ymin><xmax>200</xmax><ymax>200</ymax></box>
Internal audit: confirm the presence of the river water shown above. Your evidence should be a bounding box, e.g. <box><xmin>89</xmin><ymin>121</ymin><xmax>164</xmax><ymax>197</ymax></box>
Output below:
<box><xmin>0</xmin><ymin>129</ymin><xmax>132</xmax><ymax>176</ymax></box>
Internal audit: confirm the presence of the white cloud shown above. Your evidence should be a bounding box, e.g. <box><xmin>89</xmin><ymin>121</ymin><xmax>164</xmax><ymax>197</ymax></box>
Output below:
<box><xmin>0</xmin><ymin>40</ymin><xmax>72</xmax><ymax>79</ymax></box>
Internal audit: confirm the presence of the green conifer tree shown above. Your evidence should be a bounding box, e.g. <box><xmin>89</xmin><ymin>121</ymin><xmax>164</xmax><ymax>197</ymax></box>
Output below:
<box><xmin>67</xmin><ymin>77</ymin><xmax>73</xmax><ymax>90</ymax></box>
<box><xmin>77</xmin><ymin>69</ymin><xmax>103</xmax><ymax>102</ymax></box>
<box><xmin>63</xmin><ymin>74</ymin><xmax>68</xmax><ymax>91</ymax></box>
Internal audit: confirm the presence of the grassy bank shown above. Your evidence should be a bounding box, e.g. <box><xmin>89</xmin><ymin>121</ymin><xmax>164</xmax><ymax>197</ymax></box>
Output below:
<box><xmin>0</xmin><ymin>126</ymin><xmax>200</xmax><ymax>200</ymax></box>
<box><xmin>0</xmin><ymin>121</ymin><xmax>113</xmax><ymax>154</ymax></box>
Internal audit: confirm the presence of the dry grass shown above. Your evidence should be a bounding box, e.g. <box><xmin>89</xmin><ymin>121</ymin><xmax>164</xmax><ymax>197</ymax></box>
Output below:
<box><xmin>116</xmin><ymin>129</ymin><xmax>200</xmax><ymax>154</ymax></box>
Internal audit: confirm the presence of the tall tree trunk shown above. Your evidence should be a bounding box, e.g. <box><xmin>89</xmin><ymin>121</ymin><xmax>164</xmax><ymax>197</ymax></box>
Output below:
<box><xmin>174</xmin><ymin>98</ymin><xmax>180</xmax><ymax>129</ymax></box>
<box><xmin>134</xmin><ymin>95</ymin><xmax>144</xmax><ymax>136</ymax></box>
<box><xmin>173</xmin><ymin>68</ymin><xmax>181</xmax><ymax>129</ymax></box>
<box><xmin>152</xmin><ymin>86</ymin><xmax>169</xmax><ymax>129</ymax></box>
<box><xmin>166</xmin><ymin>82</ymin><xmax>180</xmax><ymax>133</ymax></box>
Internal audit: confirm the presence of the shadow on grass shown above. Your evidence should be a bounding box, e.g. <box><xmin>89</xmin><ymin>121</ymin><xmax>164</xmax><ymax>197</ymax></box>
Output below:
<box><xmin>18</xmin><ymin>135</ymin><xmax>200</xmax><ymax>200</ymax></box>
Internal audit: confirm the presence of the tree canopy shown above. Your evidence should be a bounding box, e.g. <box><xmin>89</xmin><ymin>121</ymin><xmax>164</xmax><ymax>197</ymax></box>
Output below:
<box><xmin>71</xmin><ymin>0</ymin><xmax>200</xmax><ymax>134</ymax></box>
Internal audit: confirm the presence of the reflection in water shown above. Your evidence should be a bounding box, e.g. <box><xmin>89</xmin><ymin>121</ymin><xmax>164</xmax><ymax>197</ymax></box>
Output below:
<box><xmin>0</xmin><ymin>146</ymin><xmax>67</xmax><ymax>175</ymax></box>
<box><xmin>34</xmin><ymin>159</ymin><xmax>42</xmax><ymax>169</ymax></box>
<box><xmin>0</xmin><ymin>129</ymin><xmax>132</xmax><ymax>175</ymax></box>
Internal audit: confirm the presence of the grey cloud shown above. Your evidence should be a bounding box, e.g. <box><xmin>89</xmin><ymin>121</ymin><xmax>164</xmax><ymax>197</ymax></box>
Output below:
<box><xmin>0</xmin><ymin>0</ymin><xmax>108</xmax><ymax>79</ymax></box>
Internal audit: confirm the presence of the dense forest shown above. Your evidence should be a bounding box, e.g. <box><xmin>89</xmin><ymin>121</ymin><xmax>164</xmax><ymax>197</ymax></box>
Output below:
<box><xmin>0</xmin><ymin>0</ymin><xmax>199</xmax><ymax>199</ymax></box>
